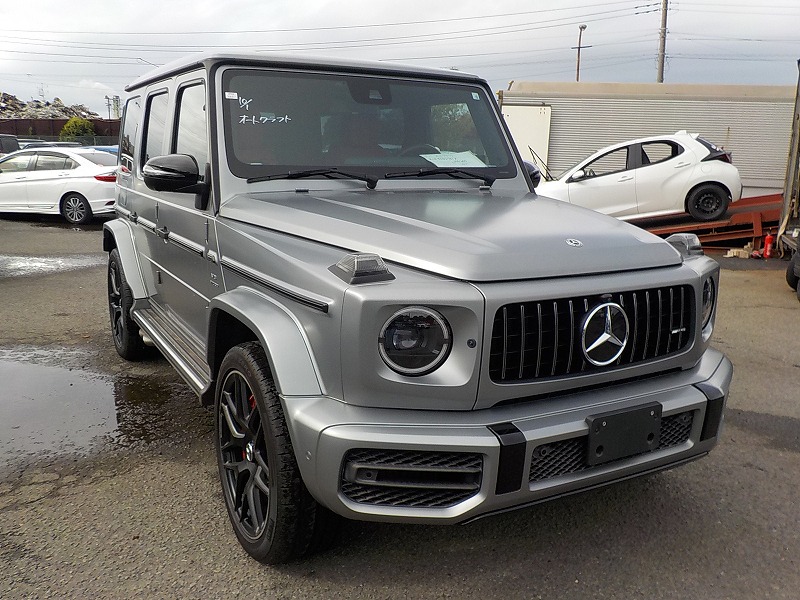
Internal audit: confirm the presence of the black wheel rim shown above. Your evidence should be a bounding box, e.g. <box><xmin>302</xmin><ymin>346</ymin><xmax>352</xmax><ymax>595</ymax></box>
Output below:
<box><xmin>694</xmin><ymin>191</ymin><xmax>721</xmax><ymax>216</ymax></box>
<box><xmin>218</xmin><ymin>370</ymin><xmax>271</xmax><ymax>541</ymax></box>
<box><xmin>108</xmin><ymin>261</ymin><xmax>125</xmax><ymax>348</ymax></box>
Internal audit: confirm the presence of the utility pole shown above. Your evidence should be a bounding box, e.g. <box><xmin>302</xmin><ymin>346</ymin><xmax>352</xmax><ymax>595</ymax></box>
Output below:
<box><xmin>104</xmin><ymin>95</ymin><xmax>112</xmax><ymax>120</ymax></box>
<box><xmin>572</xmin><ymin>24</ymin><xmax>590</xmax><ymax>82</ymax></box>
<box><xmin>657</xmin><ymin>0</ymin><xmax>669</xmax><ymax>82</ymax></box>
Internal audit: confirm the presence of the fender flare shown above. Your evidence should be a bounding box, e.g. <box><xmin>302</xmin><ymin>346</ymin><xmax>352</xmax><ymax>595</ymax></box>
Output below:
<box><xmin>208</xmin><ymin>287</ymin><xmax>324</xmax><ymax>398</ymax></box>
<box><xmin>102</xmin><ymin>219</ymin><xmax>147</xmax><ymax>299</ymax></box>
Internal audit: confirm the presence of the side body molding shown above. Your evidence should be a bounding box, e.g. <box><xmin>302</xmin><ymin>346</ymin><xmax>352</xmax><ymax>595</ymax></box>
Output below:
<box><xmin>102</xmin><ymin>219</ymin><xmax>147</xmax><ymax>299</ymax></box>
<box><xmin>208</xmin><ymin>287</ymin><xmax>325</xmax><ymax>398</ymax></box>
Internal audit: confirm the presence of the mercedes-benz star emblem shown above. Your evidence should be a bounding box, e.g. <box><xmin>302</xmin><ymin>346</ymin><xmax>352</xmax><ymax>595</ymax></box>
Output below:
<box><xmin>581</xmin><ymin>302</ymin><xmax>630</xmax><ymax>366</ymax></box>
<box><xmin>565</xmin><ymin>238</ymin><xmax>583</xmax><ymax>247</ymax></box>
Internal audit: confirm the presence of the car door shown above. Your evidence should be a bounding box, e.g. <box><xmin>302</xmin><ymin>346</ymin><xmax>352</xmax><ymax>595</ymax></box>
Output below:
<box><xmin>149</xmin><ymin>80</ymin><xmax>218</xmax><ymax>342</ymax></box>
<box><xmin>0</xmin><ymin>153</ymin><xmax>34</xmax><ymax>209</ymax></box>
<box><xmin>565</xmin><ymin>146</ymin><xmax>637</xmax><ymax>217</ymax></box>
<box><xmin>25</xmin><ymin>151</ymin><xmax>74</xmax><ymax>211</ymax></box>
<box><xmin>119</xmin><ymin>92</ymin><xmax>169</xmax><ymax>305</ymax></box>
<box><xmin>634</xmin><ymin>140</ymin><xmax>694</xmax><ymax>216</ymax></box>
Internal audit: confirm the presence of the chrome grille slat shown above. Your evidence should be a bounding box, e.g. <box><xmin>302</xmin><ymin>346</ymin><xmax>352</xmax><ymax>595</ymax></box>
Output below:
<box><xmin>489</xmin><ymin>285</ymin><xmax>694</xmax><ymax>383</ymax></box>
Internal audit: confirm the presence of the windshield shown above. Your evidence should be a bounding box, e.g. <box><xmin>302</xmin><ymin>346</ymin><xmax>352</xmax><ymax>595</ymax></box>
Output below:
<box><xmin>221</xmin><ymin>68</ymin><xmax>516</xmax><ymax>183</ymax></box>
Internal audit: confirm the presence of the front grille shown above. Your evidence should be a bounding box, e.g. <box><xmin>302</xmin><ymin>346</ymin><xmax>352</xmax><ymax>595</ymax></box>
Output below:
<box><xmin>529</xmin><ymin>411</ymin><xmax>694</xmax><ymax>483</ymax></box>
<box><xmin>490</xmin><ymin>285</ymin><xmax>694</xmax><ymax>383</ymax></box>
<box><xmin>340</xmin><ymin>449</ymin><xmax>482</xmax><ymax>508</ymax></box>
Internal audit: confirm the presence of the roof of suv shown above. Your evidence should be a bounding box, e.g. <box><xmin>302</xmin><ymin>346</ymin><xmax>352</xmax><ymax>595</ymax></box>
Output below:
<box><xmin>125</xmin><ymin>51</ymin><xmax>484</xmax><ymax>93</ymax></box>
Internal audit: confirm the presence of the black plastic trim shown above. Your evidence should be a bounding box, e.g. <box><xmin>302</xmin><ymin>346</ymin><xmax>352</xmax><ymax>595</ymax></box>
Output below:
<box><xmin>488</xmin><ymin>422</ymin><xmax>527</xmax><ymax>494</ymax></box>
<box><xmin>700</xmin><ymin>395</ymin><xmax>725</xmax><ymax>441</ymax></box>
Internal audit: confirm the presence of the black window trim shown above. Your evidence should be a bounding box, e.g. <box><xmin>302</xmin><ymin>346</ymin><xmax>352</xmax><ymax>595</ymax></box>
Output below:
<box><xmin>140</xmin><ymin>87</ymin><xmax>171</xmax><ymax>174</ymax></box>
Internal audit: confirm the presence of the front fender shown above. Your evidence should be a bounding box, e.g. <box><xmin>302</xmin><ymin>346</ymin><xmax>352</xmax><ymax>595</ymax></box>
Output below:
<box><xmin>208</xmin><ymin>287</ymin><xmax>324</xmax><ymax>397</ymax></box>
<box><xmin>102</xmin><ymin>219</ymin><xmax>147</xmax><ymax>299</ymax></box>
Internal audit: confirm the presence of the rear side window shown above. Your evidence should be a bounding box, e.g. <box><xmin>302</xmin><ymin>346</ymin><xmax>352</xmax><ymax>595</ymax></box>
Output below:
<box><xmin>142</xmin><ymin>92</ymin><xmax>170</xmax><ymax>165</ymax></box>
<box><xmin>174</xmin><ymin>83</ymin><xmax>208</xmax><ymax>168</ymax></box>
<box><xmin>33</xmin><ymin>153</ymin><xmax>69</xmax><ymax>170</ymax></box>
<box><xmin>121</xmin><ymin>97</ymin><xmax>142</xmax><ymax>172</ymax></box>
<box><xmin>641</xmin><ymin>141</ymin><xmax>682</xmax><ymax>165</ymax></box>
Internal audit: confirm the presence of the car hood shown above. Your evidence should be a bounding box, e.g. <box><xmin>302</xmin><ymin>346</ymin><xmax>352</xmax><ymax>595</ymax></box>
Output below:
<box><xmin>219</xmin><ymin>188</ymin><xmax>681</xmax><ymax>281</ymax></box>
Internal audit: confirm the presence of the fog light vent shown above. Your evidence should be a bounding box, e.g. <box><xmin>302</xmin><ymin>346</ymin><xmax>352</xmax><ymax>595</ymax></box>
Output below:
<box><xmin>340</xmin><ymin>449</ymin><xmax>482</xmax><ymax>508</ymax></box>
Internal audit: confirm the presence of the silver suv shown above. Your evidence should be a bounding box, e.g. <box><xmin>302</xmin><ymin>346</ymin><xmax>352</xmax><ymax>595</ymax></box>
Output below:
<box><xmin>104</xmin><ymin>53</ymin><xmax>732</xmax><ymax>563</ymax></box>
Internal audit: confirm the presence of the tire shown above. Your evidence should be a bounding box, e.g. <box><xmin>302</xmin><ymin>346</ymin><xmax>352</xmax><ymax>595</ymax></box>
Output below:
<box><xmin>107</xmin><ymin>249</ymin><xmax>147</xmax><ymax>360</ymax></box>
<box><xmin>215</xmin><ymin>342</ymin><xmax>340</xmax><ymax>564</ymax></box>
<box><xmin>796</xmin><ymin>279</ymin><xmax>800</xmax><ymax>304</ymax></box>
<box><xmin>686</xmin><ymin>184</ymin><xmax>729</xmax><ymax>221</ymax></box>
<box><xmin>61</xmin><ymin>192</ymin><xmax>93</xmax><ymax>224</ymax></box>
<box><xmin>786</xmin><ymin>252</ymin><xmax>800</xmax><ymax>290</ymax></box>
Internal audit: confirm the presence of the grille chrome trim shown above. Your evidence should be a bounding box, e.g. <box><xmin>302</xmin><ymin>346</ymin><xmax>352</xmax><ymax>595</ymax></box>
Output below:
<box><xmin>489</xmin><ymin>285</ymin><xmax>695</xmax><ymax>383</ymax></box>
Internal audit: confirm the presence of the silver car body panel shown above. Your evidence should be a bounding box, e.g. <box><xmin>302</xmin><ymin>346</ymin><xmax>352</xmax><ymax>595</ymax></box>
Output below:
<box><xmin>105</xmin><ymin>51</ymin><xmax>732</xmax><ymax>526</ymax></box>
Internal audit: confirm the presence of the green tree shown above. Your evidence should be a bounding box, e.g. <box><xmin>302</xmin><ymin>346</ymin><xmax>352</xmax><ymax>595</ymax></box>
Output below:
<box><xmin>59</xmin><ymin>117</ymin><xmax>95</xmax><ymax>142</ymax></box>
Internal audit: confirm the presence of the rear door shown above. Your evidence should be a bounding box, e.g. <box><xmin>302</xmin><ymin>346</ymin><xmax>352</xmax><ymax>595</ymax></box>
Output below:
<box><xmin>635</xmin><ymin>140</ymin><xmax>693</xmax><ymax>215</ymax></box>
<box><xmin>150</xmin><ymin>79</ymin><xmax>217</xmax><ymax>340</ymax></box>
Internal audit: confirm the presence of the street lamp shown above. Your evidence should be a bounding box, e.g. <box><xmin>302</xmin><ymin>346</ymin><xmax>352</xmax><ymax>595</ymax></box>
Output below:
<box><xmin>574</xmin><ymin>24</ymin><xmax>590</xmax><ymax>82</ymax></box>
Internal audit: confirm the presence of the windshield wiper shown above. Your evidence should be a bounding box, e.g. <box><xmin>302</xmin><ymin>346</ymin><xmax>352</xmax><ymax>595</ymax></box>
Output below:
<box><xmin>247</xmin><ymin>168</ymin><xmax>378</xmax><ymax>189</ymax></box>
<box><xmin>384</xmin><ymin>167</ymin><xmax>495</xmax><ymax>187</ymax></box>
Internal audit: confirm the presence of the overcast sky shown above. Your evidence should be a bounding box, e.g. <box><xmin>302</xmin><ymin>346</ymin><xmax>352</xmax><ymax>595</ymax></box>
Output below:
<box><xmin>1</xmin><ymin>0</ymin><xmax>798</xmax><ymax>116</ymax></box>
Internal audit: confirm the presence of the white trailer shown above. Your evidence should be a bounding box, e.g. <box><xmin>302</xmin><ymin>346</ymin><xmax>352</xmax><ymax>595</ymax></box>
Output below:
<box><xmin>498</xmin><ymin>81</ymin><xmax>795</xmax><ymax>200</ymax></box>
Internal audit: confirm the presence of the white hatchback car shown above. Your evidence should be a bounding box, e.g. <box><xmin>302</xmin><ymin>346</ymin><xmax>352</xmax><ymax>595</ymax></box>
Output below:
<box><xmin>0</xmin><ymin>147</ymin><xmax>118</xmax><ymax>224</ymax></box>
<box><xmin>535</xmin><ymin>131</ymin><xmax>742</xmax><ymax>221</ymax></box>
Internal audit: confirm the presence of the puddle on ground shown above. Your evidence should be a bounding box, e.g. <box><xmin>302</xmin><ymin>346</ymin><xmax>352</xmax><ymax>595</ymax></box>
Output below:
<box><xmin>0</xmin><ymin>254</ymin><xmax>105</xmax><ymax>278</ymax></box>
<box><xmin>0</xmin><ymin>349</ymin><xmax>210</xmax><ymax>475</ymax></box>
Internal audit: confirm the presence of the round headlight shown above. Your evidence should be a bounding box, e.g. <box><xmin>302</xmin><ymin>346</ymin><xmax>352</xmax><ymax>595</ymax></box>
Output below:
<box><xmin>379</xmin><ymin>307</ymin><xmax>451</xmax><ymax>375</ymax></box>
<box><xmin>701</xmin><ymin>276</ymin><xmax>715</xmax><ymax>328</ymax></box>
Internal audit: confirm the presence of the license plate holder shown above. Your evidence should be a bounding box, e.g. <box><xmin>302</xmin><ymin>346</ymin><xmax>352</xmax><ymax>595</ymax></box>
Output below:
<box><xmin>586</xmin><ymin>402</ymin><xmax>662</xmax><ymax>466</ymax></box>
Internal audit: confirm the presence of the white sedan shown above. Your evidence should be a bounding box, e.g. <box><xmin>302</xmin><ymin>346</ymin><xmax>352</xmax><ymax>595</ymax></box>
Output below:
<box><xmin>0</xmin><ymin>147</ymin><xmax>118</xmax><ymax>224</ymax></box>
<box><xmin>535</xmin><ymin>131</ymin><xmax>742</xmax><ymax>221</ymax></box>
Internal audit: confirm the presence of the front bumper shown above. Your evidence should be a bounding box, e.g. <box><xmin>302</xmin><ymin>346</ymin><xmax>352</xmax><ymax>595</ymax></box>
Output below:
<box><xmin>282</xmin><ymin>348</ymin><xmax>732</xmax><ymax>523</ymax></box>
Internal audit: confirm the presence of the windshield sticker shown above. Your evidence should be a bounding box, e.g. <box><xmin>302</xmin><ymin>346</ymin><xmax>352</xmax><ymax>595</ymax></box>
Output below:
<box><xmin>238</xmin><ymin>114</ymin><xmax>292</xmax><ymax>125</ymax></box>
<box><xmin>472</xmin><ymin>92</ymin><xmax>480</xmax><ymax>101</ymax></box>
<box><xmin>239</xmin><ymin>97</ymin><xmax>253</xmax><ymax>110</ymax></box>
<box><xmin>421</xmin><ymin>151</ymin><xmax>487</xmax><ymax>168</ymax></box>
<box><xmin>224</xmin><ymin>92</ymin><xmax>238</xmax><ymax>100</ymax></box>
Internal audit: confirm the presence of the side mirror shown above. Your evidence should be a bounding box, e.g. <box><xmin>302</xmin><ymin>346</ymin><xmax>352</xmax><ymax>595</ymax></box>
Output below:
<box><xmin>569</xmin><ymin>169</ymin><xmax>586</xmax><ymax>182</ymax></box>
<box><xmin>143</xmin><ymin>154</ymin><xmax>204</xmax><ymax>194</ymax></box>
<box><xmin>523</xmin><ymin>161</ymin><xmax>541</xmax><ymax>188</ymax></box>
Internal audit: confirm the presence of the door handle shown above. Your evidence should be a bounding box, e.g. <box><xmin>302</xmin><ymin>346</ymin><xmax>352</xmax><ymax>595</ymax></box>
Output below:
<box><xmin>617</xmin><ymin>175</ymin><xmax>633</xmax><ymax>182</ymax></box>
<box><xmin>155</xmin><ymin>226</ymin><xmax>169</xmax><ymax>240</ymax></box>
<box><xmin>674</xmin><ymin>162</ymin><xmax>690</xmax><ymax>168</ymax></box>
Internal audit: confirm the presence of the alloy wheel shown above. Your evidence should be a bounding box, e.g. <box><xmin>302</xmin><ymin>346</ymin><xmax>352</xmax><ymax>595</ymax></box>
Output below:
<box><xmin>218</xmin><ymin>370</ymin><xmax>271</xmax><ymax>541</ymax></box>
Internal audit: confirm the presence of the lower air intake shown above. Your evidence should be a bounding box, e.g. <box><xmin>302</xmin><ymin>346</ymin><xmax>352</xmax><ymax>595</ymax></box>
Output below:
<box><xmin>340</xmin><ymin>449</ymin><xmax>482</xmax><ymax>508</ymax></box>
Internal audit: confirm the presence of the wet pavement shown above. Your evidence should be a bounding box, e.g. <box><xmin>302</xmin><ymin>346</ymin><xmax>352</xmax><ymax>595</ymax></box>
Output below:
<box><xmin>0</xmin><ymin>254</ymin><xmax>106</xmax><ymax>278</ymax></box>
<box><xmin>0</xmin><ymin>346</ymin><xmax>211</xmax><ymax>478</ymax></box>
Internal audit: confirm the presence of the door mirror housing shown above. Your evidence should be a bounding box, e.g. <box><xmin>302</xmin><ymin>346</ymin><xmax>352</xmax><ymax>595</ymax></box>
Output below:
<box><xmin>143</xmin><ymin>154</ymin><xmax>205</xmax><ymax>194</ymax></box>
<box><xmin>569</xmin><ymin>168</ymin><xmax>586</xmax><ymax>182</ymax></box>
<box><xmin>523</xmin><ymin>161</ymin><xmax>541</xmax><ymax>188</ymax></box>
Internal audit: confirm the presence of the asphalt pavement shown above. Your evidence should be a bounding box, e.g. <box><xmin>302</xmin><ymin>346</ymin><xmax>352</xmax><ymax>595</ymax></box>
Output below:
<box><xmin>0</xmin><ymin>215</ymin><xmax>798</xmax><ymax>600</ymax></box>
